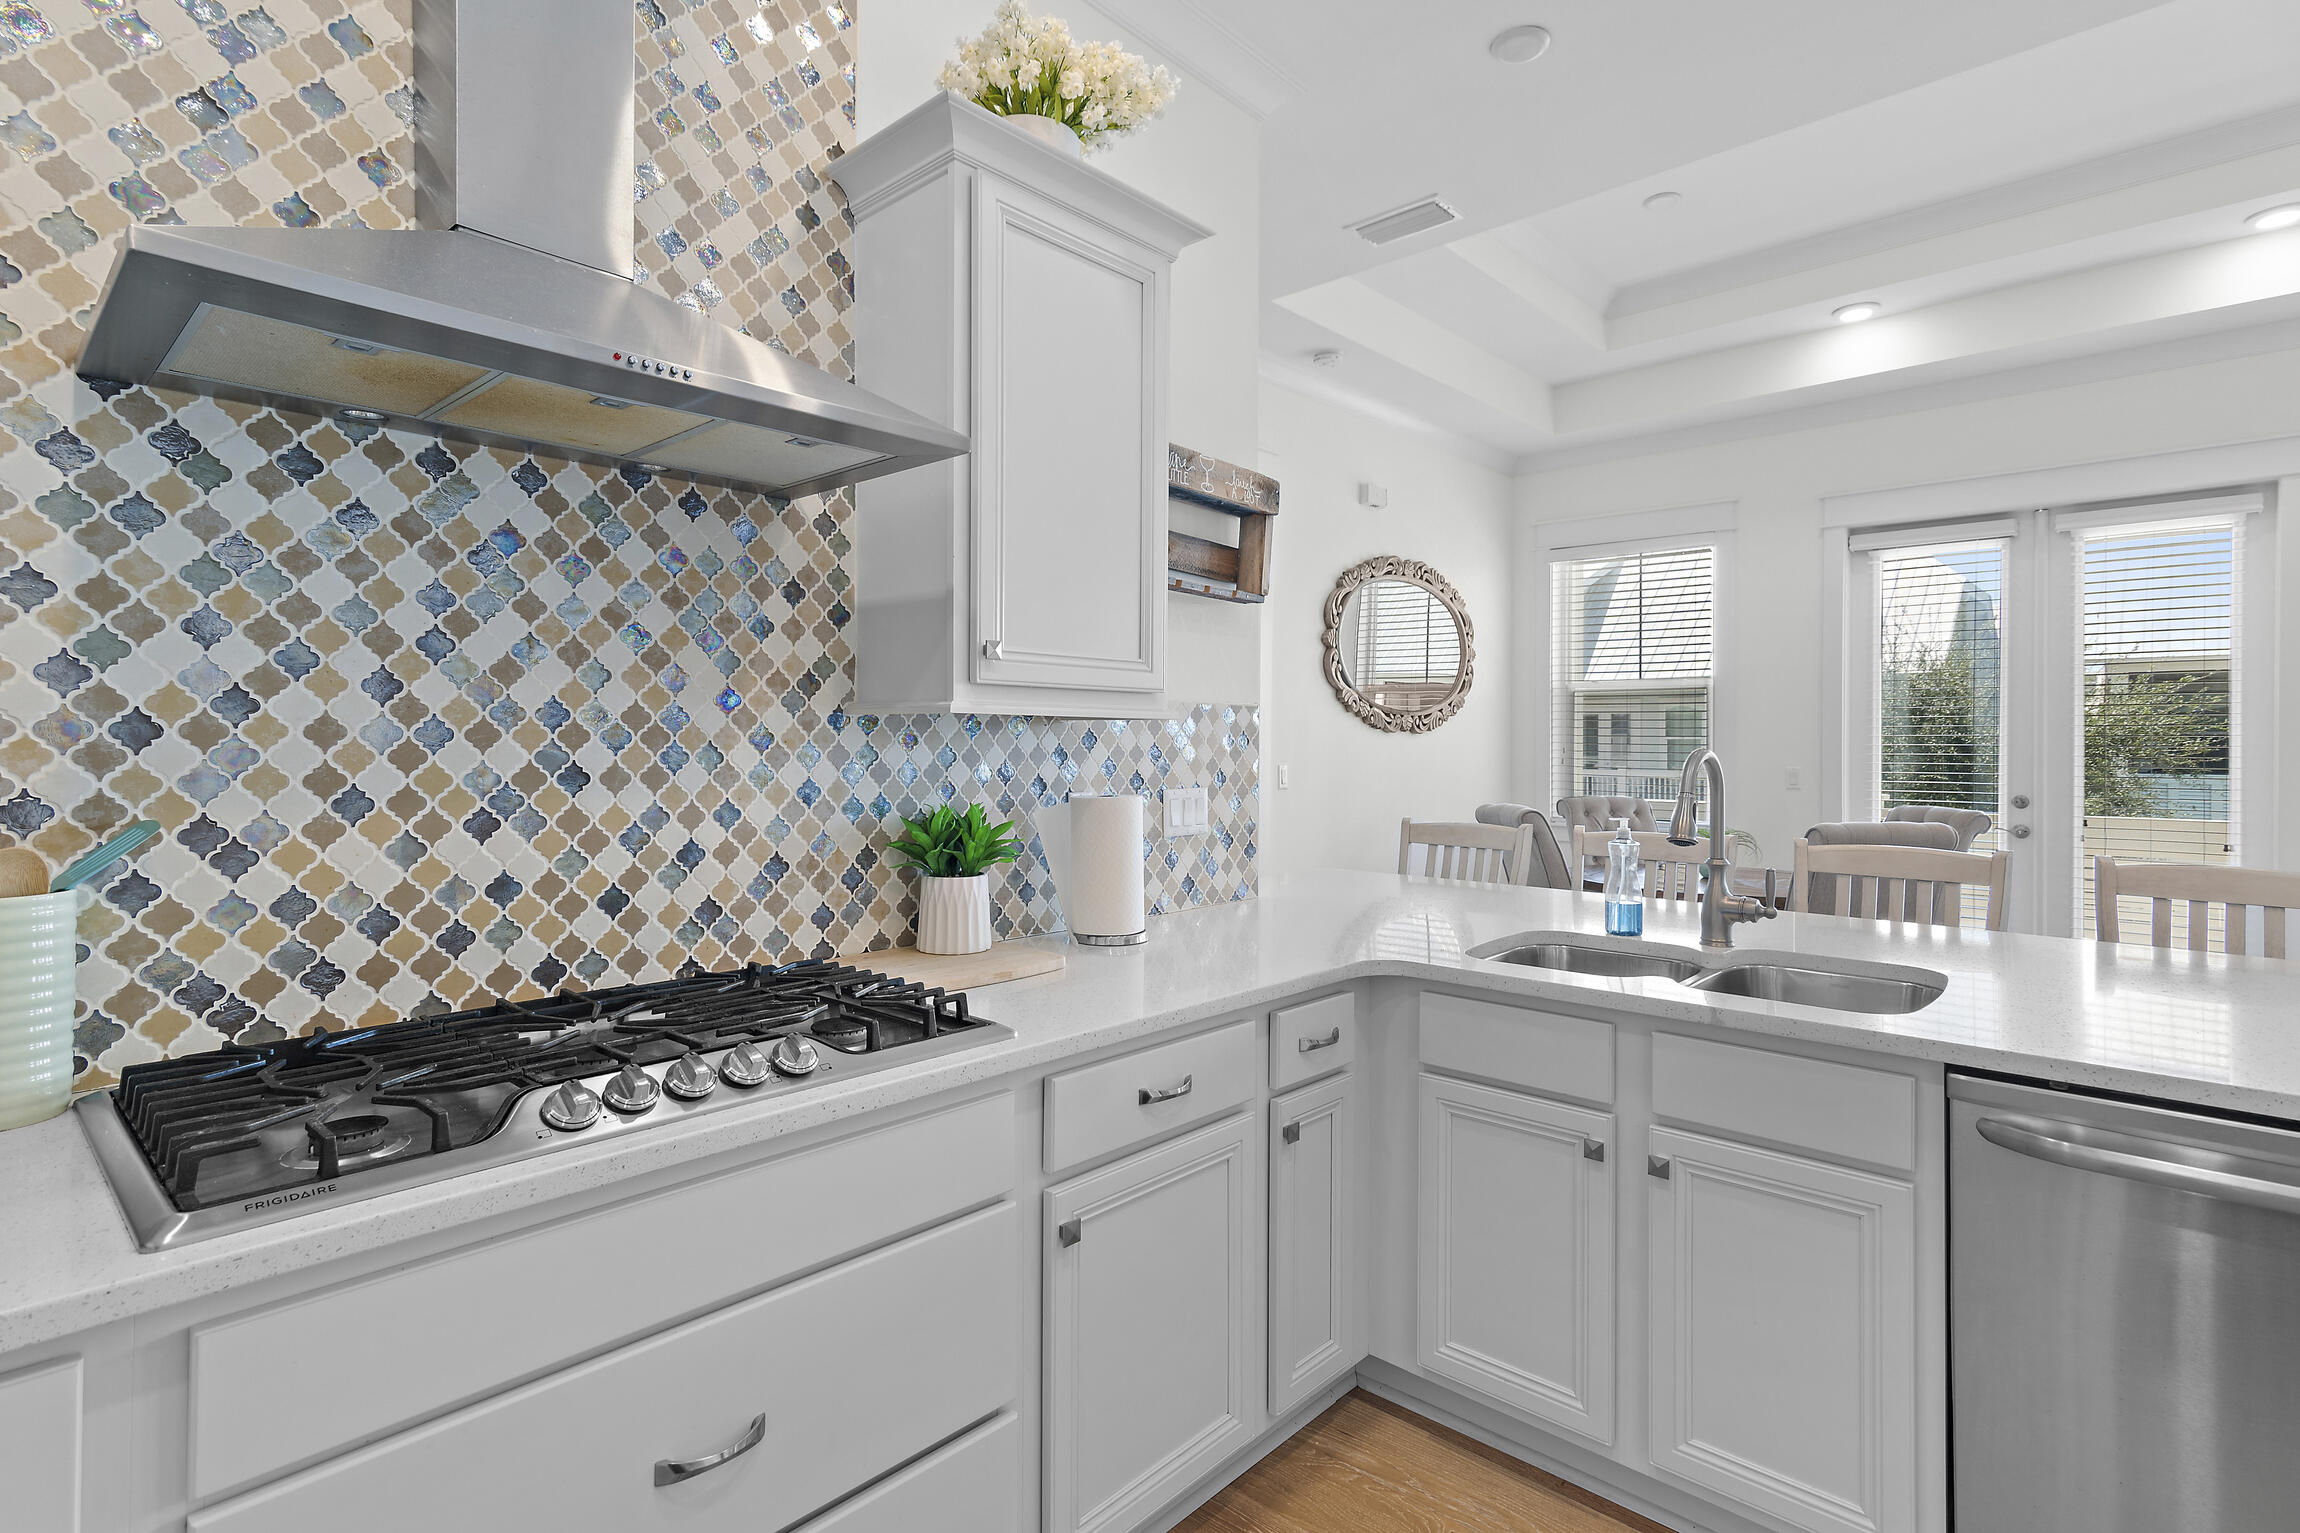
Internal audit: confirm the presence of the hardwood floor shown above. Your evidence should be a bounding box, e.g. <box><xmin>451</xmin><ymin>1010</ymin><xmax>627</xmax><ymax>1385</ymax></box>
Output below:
<box><xmin>1176</xmin><ymin>1390</ymin><xmax>1673</xmax><ymax>1533</ymax></box>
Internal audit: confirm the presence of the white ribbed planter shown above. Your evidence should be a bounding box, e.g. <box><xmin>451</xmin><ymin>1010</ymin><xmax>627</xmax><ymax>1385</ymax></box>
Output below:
<box><xmin>1002</xmin><ymin>111</ymin><xmax>1083</xmax><ymax>158</ymax></box>
<box><xmin>916</xmin><ymin>874</ymin><xmax>993</xmax><ymax>955</ymax></box>
<box><xmin>0</xmin><ymin>888</ymin><xmax>83</xmax><ymax>1132</ymax></box>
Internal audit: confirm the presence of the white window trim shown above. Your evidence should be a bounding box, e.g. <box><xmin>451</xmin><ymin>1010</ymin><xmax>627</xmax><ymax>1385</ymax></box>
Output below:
<box><xmin>1530</xmin><ymin>503</ymin><xmax>1737</xmax><ymax>821</ymax></box>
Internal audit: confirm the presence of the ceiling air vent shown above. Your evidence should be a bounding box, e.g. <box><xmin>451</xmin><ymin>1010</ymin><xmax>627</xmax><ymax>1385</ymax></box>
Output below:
<box><xmin>1351</xmin><ymin>197</ymin><xmax>1459</xmax><ymax>246</ymax></box>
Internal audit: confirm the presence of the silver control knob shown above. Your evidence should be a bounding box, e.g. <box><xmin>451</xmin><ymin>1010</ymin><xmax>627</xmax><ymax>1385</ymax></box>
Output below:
<box><xmin>540</xmin><ymin>1080</ymin><xmax>602</xmax><ymax>1131</ymax></box>
<box><xmin>720</xmin><ymin>1040</ymin><xmax>772</xmax><ymax>1088</ymax></box>
<box><xmin>770</xmin><ymin>1034</ymin><xmax>821</xmax><ymax>1078</ymax></box>
<box><xmin>662</xmin><ymin>1050</ymin><xmax>717</xmax><ymax>1101</ymax></box>
<box><xmin>602</xmin><ymin>1063</ymin><xmax>660</xmax><ymax>1114</ymax></box>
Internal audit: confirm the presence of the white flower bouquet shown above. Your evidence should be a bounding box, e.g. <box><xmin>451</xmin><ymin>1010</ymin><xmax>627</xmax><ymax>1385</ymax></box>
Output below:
<box><xmin>937</xmin><ymin>1</ymin><xmax>1178</xmax><ymax>154</ymax></box>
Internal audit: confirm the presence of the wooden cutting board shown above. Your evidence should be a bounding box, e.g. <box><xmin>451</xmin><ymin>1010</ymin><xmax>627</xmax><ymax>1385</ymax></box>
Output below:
<box><xmin>835</xmin><ymin>935</ymin><xmax>1068</xmax><ymax>991</ymax></box>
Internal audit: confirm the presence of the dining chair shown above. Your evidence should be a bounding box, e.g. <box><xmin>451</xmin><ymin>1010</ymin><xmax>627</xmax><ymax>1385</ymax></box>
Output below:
<box><xmin>1791</xmin><ymin>837</ymin><xmax>2009</xmax><ymax>931</ymax></box>
<box><xmin>1399</xmin><ymin>819</ymin><xmax>1535</xmax><ymax>887</ymax></box>
<box><xmin>1882</xmin><ymin>804</ymin><xmax>1994</xmax><ymax>851</ymax></box>
<box><xmin>1573</xmin><ymin>827</ymin><xmax>1708</xmax><ymax>903</ymax></box>
<box><xmin>2094</xmin><ymin>858</ymin><xmax>2300</xmax><ymax>958</ymax></box>
<box><xmin>1473</xmin><ymin>803</ymin><xmax>1573</xmax><ymax>889</ymax></box>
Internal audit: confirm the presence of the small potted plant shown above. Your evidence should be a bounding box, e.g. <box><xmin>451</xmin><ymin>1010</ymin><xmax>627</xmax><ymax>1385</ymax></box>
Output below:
<box><xmin>937</xmin><ymin>1</ymin><xmax>1178</xmax><ymax>158</ymax></box>
<box><xmin>888</xmin><ymin>802</ymin><xmax>1025</xmax><ymax>955</ymax></box>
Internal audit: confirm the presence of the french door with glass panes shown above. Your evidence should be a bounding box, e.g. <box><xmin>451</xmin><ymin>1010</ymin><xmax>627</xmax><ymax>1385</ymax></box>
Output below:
<box><xmin>1848</xmin><ymin>494</ymin><xmax>2265</xmax><ymax>938</ymax></box>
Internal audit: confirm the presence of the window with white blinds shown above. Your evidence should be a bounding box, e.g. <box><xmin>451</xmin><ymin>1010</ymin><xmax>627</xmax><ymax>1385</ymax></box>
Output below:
<box><xmin>1868</xmin><ymin>538</ymin><xmax>2005</xmax><ymax>822</ymax></box>
<box><xmin>1551</xmin><ymin>546</ymin><xmax>1715</xmax><ymax>810</ymax></box>
<box><xmin>1354</xmin><ymin>580</ymin><xmax>1462</xmax><ymax>708</ymax></box>
<box><xmin>2073</xmin><ymin>513</ymin><xmax>2242</xmax><ymax>942</ymax></box>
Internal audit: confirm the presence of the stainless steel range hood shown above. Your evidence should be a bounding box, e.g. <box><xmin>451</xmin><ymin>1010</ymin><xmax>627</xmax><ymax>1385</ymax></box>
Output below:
<box><xmin>76</xmin><ymin>0</ymin><xmax>965</xmax><ymax>501</ymax></box>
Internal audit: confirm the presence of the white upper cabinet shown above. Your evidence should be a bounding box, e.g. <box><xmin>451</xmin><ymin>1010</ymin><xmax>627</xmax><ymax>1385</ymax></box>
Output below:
<box><xmin>836</xmin><ymin>94</ymin><xmax>1209</xmax><ymax>717</ymax></box>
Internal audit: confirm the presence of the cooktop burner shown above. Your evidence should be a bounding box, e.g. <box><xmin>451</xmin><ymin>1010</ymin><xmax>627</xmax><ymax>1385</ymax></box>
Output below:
<box><xmin>76</xmin><ymin>958</ymin><xmax>1012</xmax><ymax>1252</ymax></box>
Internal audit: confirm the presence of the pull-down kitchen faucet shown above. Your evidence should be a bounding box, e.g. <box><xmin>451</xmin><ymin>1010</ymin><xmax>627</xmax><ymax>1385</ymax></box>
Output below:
<box><xmin>1665</xmin><ymin>747</ymin><xmax>1778</xmax><ymax>949</ymax></box>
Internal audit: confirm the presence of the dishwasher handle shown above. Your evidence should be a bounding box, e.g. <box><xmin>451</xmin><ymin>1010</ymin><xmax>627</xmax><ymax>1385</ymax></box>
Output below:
<box><xmin>1975</xmin><ymin>1114</ymin><xmax>2300</xmax><ymax>1218</ymax></box>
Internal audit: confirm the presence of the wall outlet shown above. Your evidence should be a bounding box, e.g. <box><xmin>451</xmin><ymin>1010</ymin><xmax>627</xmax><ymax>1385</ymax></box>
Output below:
<box><xmin>1784</xmin><ymin>766</ymin><xmax>1803</xmax><ymax>791</ymax></box>
<box><xmin>1163</xmin><ymin>784</ymin><xmax>1210</xmax><ymax>837</ymax></box>
<box><xmin>1277</xmin><ymin>764</ymin><xmax>1291</xmax><ymax>790</ymax></box>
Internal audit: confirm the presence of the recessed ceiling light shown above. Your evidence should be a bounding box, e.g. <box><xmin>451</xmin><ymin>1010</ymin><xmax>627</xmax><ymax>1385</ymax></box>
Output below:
<box><xmin>1311</xmin><ymin>348</ymin><xmax>1344</xmax><ymax>369</ymax></box>
<box><xmin>2248</xmin><ymin>203</ymin><xmax>2300</xmax><ymax>232</ymax></box>
<box><xmin>1834</xmin><ymin>301</ymin><xmax>1882</xmax><ymax>324</ymax></box>
<box><xmin>1642</xmin><ymin>191</ymin><xmax>1682</xmax><ymax>212</ymax></box>
<box><xmin>1487</xmin><ymin>24</ymin><xmax>1551</xmax><ymax>63</ymax></box>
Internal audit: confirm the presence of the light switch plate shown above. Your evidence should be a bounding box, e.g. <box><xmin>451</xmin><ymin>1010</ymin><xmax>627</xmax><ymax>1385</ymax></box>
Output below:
<box><xmin>1164</xmin><ymin>784</ymin><xmax>1209</xmax><ymax>837</ymax></box>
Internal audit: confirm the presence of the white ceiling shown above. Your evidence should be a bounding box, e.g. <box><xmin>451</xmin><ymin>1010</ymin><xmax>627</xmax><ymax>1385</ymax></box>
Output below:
<box><xmin>1102</xmin><ymin>0</ymin><xmax>2300</xmax><ymax>463</ymax></box>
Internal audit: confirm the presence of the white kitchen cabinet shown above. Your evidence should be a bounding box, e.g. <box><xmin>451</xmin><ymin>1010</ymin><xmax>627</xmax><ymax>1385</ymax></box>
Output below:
<box><xmin>0</xmin><ymin>1355</ymin><xmax>80</xmax><ymax>1531</ymax></box>
<box><xmin>189</xmin><ymin>1205</ymin><xmax>1016</xmax><ymax>1533</ymax></box>
<box><xmin>836</xmin><ymin>92</ymin><xmax>1208</xmax><ymax>716</ymax></box>
<box><xmin>1044</xmin><ymin>1113</ymin><xmax>1255</xmax><ymax>1533</ymax></box>
<box><xmin>1268</xmin><ymin>1074</ymin><xmax>1357</xmax><ymax>1417</ymax></box>
<box><xmin>1645</xmin><ymin>1127</ymin><xmax>1918</xmax><ymax>1533</ymax></box>
<box><xmin>1417</xmin><ymin>1072</ymin><xmax>1616</xmax><ymax>1446</ymax></box>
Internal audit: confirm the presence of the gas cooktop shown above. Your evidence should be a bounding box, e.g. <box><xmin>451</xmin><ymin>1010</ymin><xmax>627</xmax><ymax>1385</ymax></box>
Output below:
<box><xmin>76</xmin><ymin>958</ymin><xmax>1012</xmax><ymax>1251</ymax></box>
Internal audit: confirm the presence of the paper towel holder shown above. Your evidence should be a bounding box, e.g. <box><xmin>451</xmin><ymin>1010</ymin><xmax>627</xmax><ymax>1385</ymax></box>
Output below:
<box><xmin>1043</xmin><ymin>793</ymin><xmax>1150</xmax><ymax>947</ymax></box>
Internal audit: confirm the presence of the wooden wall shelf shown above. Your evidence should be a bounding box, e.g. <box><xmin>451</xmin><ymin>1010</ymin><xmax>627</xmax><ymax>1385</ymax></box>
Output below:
<box><xmin>1167</xmin><ymin>444</ymin><xmax>1277</xmax><ymax>605</ymax></box>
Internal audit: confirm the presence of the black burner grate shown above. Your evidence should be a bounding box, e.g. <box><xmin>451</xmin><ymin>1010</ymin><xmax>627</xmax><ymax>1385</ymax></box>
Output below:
<box><xmin>106</xmin><ymin>959</ymin><xmax>981</xmax><ymax>1212</ymax></box>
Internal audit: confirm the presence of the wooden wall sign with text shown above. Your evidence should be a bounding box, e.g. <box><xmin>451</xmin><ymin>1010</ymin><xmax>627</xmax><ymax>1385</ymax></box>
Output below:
<box><xmin>1166</xmin><ymin>444</ymin><xmax>1279</xmax><ymax>604</ymax></box>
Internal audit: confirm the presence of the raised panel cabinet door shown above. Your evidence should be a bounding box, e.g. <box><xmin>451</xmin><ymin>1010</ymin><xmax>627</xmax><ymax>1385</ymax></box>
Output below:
<box><xmin>970</xmin><ymin>172</ymin><xmax>1165</xmax><ymax>696</ymax></box>
<box><xmin>1269</xmin><ymin>1074</ymin><xmax>1357</xmax><ymax>1417</ymax></box>
<box><xmin>0</xmin><ymin>1356</ymin><xmax>80</xmax><ymax>1532</ymax></box>
<box><xmin>1416</xmin><ymin>1073</ymin><xmax>1616</xmax><ymax>1446</ymax></box>
<box><xmin>1646</xmin><ymin>1127</ymin><xmax>1918</xmax><ymax>1533</ymax></box>
<box><xmin>1044</xmin><ymin>1113</ymin><xmax>1254</xmax><ymax>1533</ymax></box>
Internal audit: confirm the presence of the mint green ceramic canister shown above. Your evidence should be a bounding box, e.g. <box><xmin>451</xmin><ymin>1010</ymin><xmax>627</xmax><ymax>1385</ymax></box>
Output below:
<box><xmin>0</xmin><ymin>887</ymin><xmax>89</xmax><ymax>1131</ymax></box>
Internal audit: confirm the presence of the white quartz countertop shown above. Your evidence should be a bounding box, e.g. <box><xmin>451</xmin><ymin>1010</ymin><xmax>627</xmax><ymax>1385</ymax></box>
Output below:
<box><xmin>6</xmin><ymin>869</ymin><xmax>2299</xmax><ymax>1354</ymax></box>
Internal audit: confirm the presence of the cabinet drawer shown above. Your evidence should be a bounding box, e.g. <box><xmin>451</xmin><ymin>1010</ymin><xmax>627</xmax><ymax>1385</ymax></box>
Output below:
<box><xmin>1044</xmin><ymin>1019</ymin><xmax>1256</xmax><ymax>1173</ymax></box>
<box><xmin>1270</xmin><ymin>992</ymin><xmax>1355</xmax><ymax>1091</ymax></box>
<box><xmin>1418</xmin><ymin>991</ymin><xmax>1613</xmax><ymax>1104</ymax></box>
<box><xmin>190</xmin><ymin>1204</ymin><xmax>1017</xmax><ymax>1533</ymax></box>
<box><xmin>801</xmin><ymin>1412</ymin><xmax>1018</xmax><ymax>1533</ymax></box>
<box><xmin>1652</xmin><ymin>1032</ymin><xmax>1916</xmax><ymax>1173</ymax></box>
<box><xmin>191</xmin><ymin>1094</ymin><xmax>1014</xmax><ymax>1500</ymax></box>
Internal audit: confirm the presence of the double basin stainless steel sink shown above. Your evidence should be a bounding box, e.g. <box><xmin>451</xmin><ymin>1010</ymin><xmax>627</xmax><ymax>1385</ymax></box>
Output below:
<box><xmin>1468</xmin><ymin>932</ymin><xmax>1947</xmax><ymax>1015</ymax></box>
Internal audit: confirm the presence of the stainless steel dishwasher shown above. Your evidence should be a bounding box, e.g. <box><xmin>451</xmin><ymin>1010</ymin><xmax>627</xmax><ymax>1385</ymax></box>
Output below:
<box><xmin>1950</xmin><ymin>1073</ymin><xmax>2300</xmax><ymax>1532</ymax></box>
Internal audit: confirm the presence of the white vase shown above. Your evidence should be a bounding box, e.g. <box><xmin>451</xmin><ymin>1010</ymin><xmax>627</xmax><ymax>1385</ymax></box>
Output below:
<box><xmin>917</xmin><ymin>873</ymin><xmax>994</xmax><ymax>955</ymax></box>
<box><xmin>1003</xmin><ymin>112</ymin><xmax>1083</xmax><ymax>158</ymax></box>
<box><xmin>0</xmin><ymin>888</ymin><xmax>87</xmax><ymax>1131</ymax></box>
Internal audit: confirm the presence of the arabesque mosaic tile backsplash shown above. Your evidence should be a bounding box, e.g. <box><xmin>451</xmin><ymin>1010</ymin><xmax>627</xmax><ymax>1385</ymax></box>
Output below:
<box><xmin>0</xmin><ymin>0</ymin><xmax>1258</xmax><ymax>1090</ymax></box>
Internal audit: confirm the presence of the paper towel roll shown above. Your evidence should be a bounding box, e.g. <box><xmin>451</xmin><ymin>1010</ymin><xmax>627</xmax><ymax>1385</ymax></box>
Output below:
<box><xmin>1064</xmin><ymin>793</ymin><xmax>1147</xmax><ymax>945</ymax></box>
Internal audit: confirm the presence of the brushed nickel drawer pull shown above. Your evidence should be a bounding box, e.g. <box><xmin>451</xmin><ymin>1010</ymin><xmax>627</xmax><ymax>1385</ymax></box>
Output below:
<box><xmin>1282</xmin><ymin>1121</ymin><xmax>1302</xmax><ymax>1145</ymax></box>
<box><xmin>1298</xmin><ymin>1027</ymin><xmax>1343</xmax><ymax>1053</ymax></box>
<box><xmin>655</xmin><ymin>1413</ymin><xmax>766</xmax><ymax>1487</ymax></box>
<box><xmin>1058</xmin><ymin>1217</ymin><xmax>1084</xmax><ymax>1248</ymax></box>
<box><xmin>1139</xmin><ymin>1075</ymin><xmax>1193</xmax><ymax>1105</ymax></box>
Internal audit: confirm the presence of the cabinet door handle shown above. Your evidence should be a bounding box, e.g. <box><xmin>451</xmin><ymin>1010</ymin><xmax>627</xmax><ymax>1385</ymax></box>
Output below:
<box><xmin>981</xmin><ymin>637</ymin><xmax>1004</xmax><ymax>661</ymax></box>
<box><xmin>1057</xmin><ymin>1217</ymin><xmax>1084</xmax><ymax>1248</ymax></box>
<box><xmin>1647</xmin><ymin>1154</ymin><xmax>1672</xmax><ymax>1179</ymax></box>
<box><xmin>1139</xmin><ymin>1074</ymin><xmax>1192</xmax><ymax>1105</ymax></box>
<box><xmin>654</xmin><ymin>1413</ymin><xmax>766</xmax><ymax>1487</ymax></box>
<box><xmin>1583</xmin><ymin>1137</ymin><xmax>1606</xmax><ymax>1163</ymax></box>
<box><xmin>1282</xmin><ymin>1121</ymin><xmax>1302</xmax><ymax>1145</ymax></box>
<box><xmin>1297</xmin><ymin>1027</ymin><xmax>1343</xmax><ymax>1053</ymax></box>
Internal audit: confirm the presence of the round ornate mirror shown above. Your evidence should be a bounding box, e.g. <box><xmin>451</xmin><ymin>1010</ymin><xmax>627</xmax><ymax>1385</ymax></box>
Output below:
<box><xmin>1321</xmin><ymin>556</ymin><xmax>1474</xmax><ymax>733</ymax></box>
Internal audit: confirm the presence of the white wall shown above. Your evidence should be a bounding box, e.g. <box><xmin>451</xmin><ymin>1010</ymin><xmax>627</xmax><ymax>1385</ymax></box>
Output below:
<box><xmin>1258</xmin><ymin>379</ymin><xmax>1515</xmax><ymax>877</ymax></box>
<box><xmin>1512</xmin><ymin>344</ymin><xmax>2300</xmax><ymax>874</ymax></box>
<box><xmin>858</xmin><ymin>0</ymin><xmax>1264</xmax><ymax>705</ymax></box>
